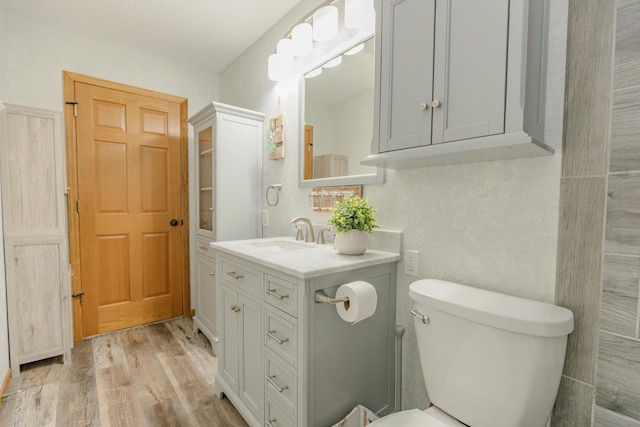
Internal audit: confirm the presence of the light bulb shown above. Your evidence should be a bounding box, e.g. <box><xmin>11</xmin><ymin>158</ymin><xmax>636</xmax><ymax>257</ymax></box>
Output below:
<box><xmin>292</xmin><ymin>23</ymin><xmax>313</xmax><ymax>57</ymax></box>
<box><xmin>313</xmin><ymin>5</ymin><xmax>338</xmax><ymax>42</ymax></box>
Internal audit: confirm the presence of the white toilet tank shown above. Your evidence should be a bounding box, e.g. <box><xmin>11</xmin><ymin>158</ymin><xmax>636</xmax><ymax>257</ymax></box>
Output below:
<box><xmin>409</xmin><ymin>279</ymin><xmax>574</xmax><ymax>427</ymax></box>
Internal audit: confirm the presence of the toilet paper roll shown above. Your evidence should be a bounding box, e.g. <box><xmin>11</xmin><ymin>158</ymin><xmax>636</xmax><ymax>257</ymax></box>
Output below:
<box><xmin>335</xmin><ymin>281</ymin><xmax>378</xmax><ymax>324</ymax></box>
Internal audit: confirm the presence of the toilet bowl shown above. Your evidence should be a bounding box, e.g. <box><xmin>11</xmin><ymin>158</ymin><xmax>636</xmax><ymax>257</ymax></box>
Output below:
<box><xmin>369</xmin><ymin>407</ymin><xmax>465</xmax><ymax>427</ymax></box>
<box><xmin>370</xmin><ymin>279</ymin><xmax>574</xmax><ymax>427</ymax></box>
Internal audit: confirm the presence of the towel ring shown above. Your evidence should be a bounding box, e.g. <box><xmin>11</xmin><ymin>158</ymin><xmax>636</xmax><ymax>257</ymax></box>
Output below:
<box><xmin>266</xmin><ymin>184</ymin><xmax>282</xmax><ymax>206</ymax></box>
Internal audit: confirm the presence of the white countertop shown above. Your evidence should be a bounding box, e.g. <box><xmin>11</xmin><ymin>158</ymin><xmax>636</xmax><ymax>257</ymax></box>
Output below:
<box><xmin>210</xmin><ymin>237</ymin><xmax>401</xmax><ymax>279</ymax></box>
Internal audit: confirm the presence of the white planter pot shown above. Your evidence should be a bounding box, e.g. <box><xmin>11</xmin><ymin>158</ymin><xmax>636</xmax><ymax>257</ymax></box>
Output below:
<box><xmin>334</xmin><ymin>230</ymin><xmax>369</xmax><ymax>255</ymax></box>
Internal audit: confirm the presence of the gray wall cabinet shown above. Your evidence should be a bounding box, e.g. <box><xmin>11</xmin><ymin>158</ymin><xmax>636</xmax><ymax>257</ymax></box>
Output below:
<box><xmin>363</xmin><ymin>0</ymin><xmax>553</xmax><ymax>168</ymax></box>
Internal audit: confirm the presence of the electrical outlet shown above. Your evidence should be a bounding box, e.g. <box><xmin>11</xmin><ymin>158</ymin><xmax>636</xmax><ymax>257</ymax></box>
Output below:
<box><xmin>262</xmin><ymin>210</ymin><xmax>269</xmax><ymax>226</ymax></box>
<box><xmin>405</xmin><ymin>250</ymin><xmax>419</xmax><ymax>277</ymax></box>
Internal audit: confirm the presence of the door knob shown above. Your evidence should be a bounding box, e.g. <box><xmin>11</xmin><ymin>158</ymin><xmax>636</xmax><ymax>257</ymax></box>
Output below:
<box><xmin>170</xmin><ymin>219</ymin><xmax>179</xmax><ymax>226</ymax></box>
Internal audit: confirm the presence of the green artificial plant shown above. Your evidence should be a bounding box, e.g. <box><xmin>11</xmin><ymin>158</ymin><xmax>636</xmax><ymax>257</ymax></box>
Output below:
<box><xmin>327</xmin><ymin>195</ymin><xmax>379</xmax><ymax>234</ymax></box>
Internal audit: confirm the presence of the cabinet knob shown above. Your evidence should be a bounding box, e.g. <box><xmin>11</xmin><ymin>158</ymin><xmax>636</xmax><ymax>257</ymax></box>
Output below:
<box><xmin>209</xmin><ymin>271</ymin><xmax>215</xmax><ymax>276</ymax></box>
<box><xmin>431</xmin><ymin>99</ymin><xmax>442</xmax><ymax>108</ymax></box>
<box><xmin>418</xmin><ymin>102</ymin><xmax>428</xmax><ymax>111</ymax></box>
<box><xmin>231</xmin><ymin>304</ymin><xmax>241</xmax><ymax>313</ymax></box>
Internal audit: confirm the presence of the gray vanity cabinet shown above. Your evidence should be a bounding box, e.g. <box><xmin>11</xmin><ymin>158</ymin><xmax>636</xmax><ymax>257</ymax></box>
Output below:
<box><xmin>366</xmin><ymin>0</ymin><xmax>552</xmax><ymax>167</ymax></box>
<box><xmin>213</xmin><ymin>251</ymin><xmax>398</xmax><ymax>427</ymax></box>
<box><xmin>218</xmin><ymin>256</ymin><xmax>264</xmax><ymax>423</ymax></box>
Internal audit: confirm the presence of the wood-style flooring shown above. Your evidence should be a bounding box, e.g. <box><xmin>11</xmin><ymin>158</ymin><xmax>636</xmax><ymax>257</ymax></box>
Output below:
<box><xmin>0</xmin><ymin>317</ymin><xmax>248</xmax><ymax>427</ymax></box>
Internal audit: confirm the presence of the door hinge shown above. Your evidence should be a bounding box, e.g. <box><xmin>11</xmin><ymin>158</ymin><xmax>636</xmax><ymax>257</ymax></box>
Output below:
<box><xmin>76</xmin><ymin>199</ymin><xmax>80</xmax><ymax>213</ymax></box>
<box><xmin>66</xmin><ymin>101</ymin><xmax>78</xmax><ymax>117</ymax></box>
<box><xmin>72</xmin><ymin>292</ymin><xmax>85</xmax><ymax>306</ymax></box>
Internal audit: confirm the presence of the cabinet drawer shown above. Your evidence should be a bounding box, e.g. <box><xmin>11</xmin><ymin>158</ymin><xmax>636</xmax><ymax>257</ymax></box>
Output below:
<box><xmin>220</xmin><ymin>257</ymin><xmax>260</xmax><ymax>296</ymax></box>
<box><xmin>265</xmin><ymin>310</ymin><xmax>297</xmax><ymax>368</ymax></box>
<box><xmin>266</xmin><ymin>394</ymin><xmax>296</xmax><ymax>427</ymax></box>
<box><xmin>265</xmin><ymin>350</ymin><xmax>297</xmax><ymax>418</ymax></box>
<box><xmin>264</xmin><ymin>275</ymin><xmax>298</xmax><ymax>318</ymax></box>
<box><xmin>196</xmin><ymin>237</ymin><xmax>215</xmax><ymax>259</ymax></box>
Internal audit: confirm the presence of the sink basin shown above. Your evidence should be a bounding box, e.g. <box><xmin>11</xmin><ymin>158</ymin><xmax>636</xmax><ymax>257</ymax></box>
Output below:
<box><xmin>247</xmin><ymin>239</ymin><xmax>313</xmax><ymax>252</ymax></box>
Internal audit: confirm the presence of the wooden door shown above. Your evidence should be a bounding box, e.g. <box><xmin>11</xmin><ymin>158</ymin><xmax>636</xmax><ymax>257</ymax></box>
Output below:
<box><xmin>67</xmin><ymin>74</ymin><xmax>186</xmax><ymax>337</ymax></box>
<box><xmin>304</xmin><ymin>124</ymin><xmax>314</xmax><ymax>180</ymax></box>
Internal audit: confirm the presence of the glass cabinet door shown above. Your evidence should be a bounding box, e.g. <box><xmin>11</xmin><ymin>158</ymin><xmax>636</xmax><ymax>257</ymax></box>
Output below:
<box><xmin>198</xmin><ymin>125</ymin><xmax>214</xmax><ymax>235</ymax></box>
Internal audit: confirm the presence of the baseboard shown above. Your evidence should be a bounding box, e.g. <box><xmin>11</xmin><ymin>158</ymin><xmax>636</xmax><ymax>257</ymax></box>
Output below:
<box><xmin>0</xmin><ymin>368</ymin><xmax>11</xmax><ymax>407</ymax></box>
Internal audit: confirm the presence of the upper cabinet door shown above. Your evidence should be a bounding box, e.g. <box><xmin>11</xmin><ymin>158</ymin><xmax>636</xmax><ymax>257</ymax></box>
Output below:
<box><xmin>431</xmin><ymin>0</ymin><xmax>509</xmax><ymax>144</ymax></box>
<box><xmin>378</xmin><ymin>0</ymin><xmax>436</xmax><ymax>152</ymax></box>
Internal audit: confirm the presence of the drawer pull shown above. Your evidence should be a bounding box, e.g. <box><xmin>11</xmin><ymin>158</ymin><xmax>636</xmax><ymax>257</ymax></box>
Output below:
<box><xmin>231</xmin><ymin>304</ymin><xmax>241</xmax><ymax>313</ymax></box>
<box><xmin>267</xmin><ymin>419</ymin><xmax>277</xmax><ymax>427</ymax></box>
<box><xmin>227</xmin><ymin>271</ymin><xmax>244</xmax><ymax>280</ymax></box>
<box><xmin>198</xmin><ymin>245</ymin><xmax>209</xmax><ymax>251</ymax></box>
<box><xmin>266</xmin><ymin>288</ymin><xmax>289</xmax><ymax>301</ymax></box>
<box><xmin>266</xmin><ymin>375</ymin><xmax>289</xmax><ymax>393</ymax></box>
<box><xmin>266</xmin><ymin>330</ymin><xmax>289</xmax><ymax>345</ymax></box>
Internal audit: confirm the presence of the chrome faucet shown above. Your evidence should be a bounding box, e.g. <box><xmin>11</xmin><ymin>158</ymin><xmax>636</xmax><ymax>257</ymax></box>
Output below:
<box><xmin>291</xmin><ymin>217</ymin><xmax>315</xmax><ymax>243</ymax></box>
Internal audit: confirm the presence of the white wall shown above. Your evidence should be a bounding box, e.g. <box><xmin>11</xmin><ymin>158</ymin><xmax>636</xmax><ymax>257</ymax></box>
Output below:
<box><xmin>220</xmin><ymin>0</ymin><xmax>568</xmax><ymax>410</ymax></box>
<box><xmin>2</xmin><ymin>11</ymin><xmax>219</xmax><ymax>113</ymax></box>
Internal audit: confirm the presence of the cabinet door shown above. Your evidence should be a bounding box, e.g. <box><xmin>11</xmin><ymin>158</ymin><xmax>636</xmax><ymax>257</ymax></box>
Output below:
<box><xmin>195</xmin><ymin>256</ymin><xmax>217</xmax><ymax>335</ymax></box>
<box><xmin>378</xmin><ymin>0</ymin><xmax>436</xmax><ymax>152</ymax></box>
<box><xmin>431</xmin><ymin>0</ymin><xmax>509</xmax><ymax>144</ymax></box>
<box><xmin>196</xmin><ymin>121</ymin><xmax>215</xmax><ymax>238</ymax></box>
<box><xmin>239</xmin><ymin>294</ymin><xmax>263</xmax><ymax>420</ymax></box>
<box><xmin>219</xmin><ymin>285</ymin><xmax>239</xmax><ymax>392</ymax></box>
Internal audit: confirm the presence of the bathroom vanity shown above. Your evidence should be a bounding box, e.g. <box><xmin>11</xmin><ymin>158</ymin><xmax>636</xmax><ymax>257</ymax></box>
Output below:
<box><xmin>210</xmin><ymin>237</ymin><xmax>400</xmax><ymax>427</ymax></box>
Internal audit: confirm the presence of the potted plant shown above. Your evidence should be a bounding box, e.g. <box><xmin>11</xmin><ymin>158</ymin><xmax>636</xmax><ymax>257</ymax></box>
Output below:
<box><xmin>328</xmin><ymin>195</ymin><xmax>379</xmax><ymax>255</ymax></box>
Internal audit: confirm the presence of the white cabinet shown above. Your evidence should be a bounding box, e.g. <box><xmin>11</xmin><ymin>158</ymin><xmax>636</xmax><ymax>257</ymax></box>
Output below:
<box><xmin>189</xmin><ymin>102</ymin><xmax>264</xmax><ymax>351</ymax></box>
<box><xmin>0</xmin><ymin>105</ymin><xmax>72</xmax><ymax>375</ymax></box>
<box><xmin>364</xmin><ymin>0</ymin><xmax>553</xmax><ymax>168</ymax></box>
<box><xmin>214</xmin><ymin>251</ymin><xmax>397</xmax><ymax>427</ymax></box>
<box><xmin>218</xmin><ymin>257</ymin><xmax>263</xmax><ymax>425</ymax></box>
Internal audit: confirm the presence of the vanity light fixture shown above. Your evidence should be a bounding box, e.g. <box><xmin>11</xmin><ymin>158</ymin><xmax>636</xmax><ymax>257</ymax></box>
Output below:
<box><xmin>345</xmin><ymin>0</ymin><xmax>375</xmax><ymax>32</ymax></box>
<box><xmin>292</xmin><ymin>23</ymin><xmax>313</xmax><ymax>57</ymax></box>
<box><xmin>268</xmin><ymin>39</ymin><xmax>294</xmax><ymax>81</ymax></box>
<box><xmin>312</xmin><ymin>5</ymin><xmax>338</xmax><ymax>42</ymax></box>
<box><xmin>322</xmin><ymin>55</ymin><xmax>343</xmax><ymax>68</ymax></box>
<box><xmin>268</xmin><ymin>53</ymin><xmax>290</xmax><ymax>81</ymax></box>
<box><xmin>268</xmin><ymin>0</ymin><xmax>369</xmax><ymax>81</ymax></box>
<box><xmin>305</xmin><ymin>68</ymin><xmax>323</xmax><ymax>78</ymax></box>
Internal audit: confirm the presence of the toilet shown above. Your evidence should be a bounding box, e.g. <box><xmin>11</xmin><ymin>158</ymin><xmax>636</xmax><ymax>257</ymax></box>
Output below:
<box><xmin>370</xmin><ymin>279</ymin><xmax>574</xmax><ymax>427</ymax></box>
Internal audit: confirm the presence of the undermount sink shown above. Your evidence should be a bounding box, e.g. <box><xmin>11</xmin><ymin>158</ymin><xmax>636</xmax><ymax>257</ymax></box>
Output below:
<box><xmin>247</xmin><ymin>239</ymin><xmax>313</xmax><ymax>252</ymax></box>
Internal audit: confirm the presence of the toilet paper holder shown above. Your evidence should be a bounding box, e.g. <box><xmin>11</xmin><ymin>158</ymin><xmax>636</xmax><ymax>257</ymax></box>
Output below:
<box><xmin>314</xmin><ymin>289</ymin><xmax>349</xmax><ymax>305</ymax></box>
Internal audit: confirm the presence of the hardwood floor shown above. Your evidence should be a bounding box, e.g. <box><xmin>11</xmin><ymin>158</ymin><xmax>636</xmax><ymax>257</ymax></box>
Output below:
<box><xmin>0</xmin><ymin>318</ymin><xmax>248</xmax><ymax>427</ymax></box>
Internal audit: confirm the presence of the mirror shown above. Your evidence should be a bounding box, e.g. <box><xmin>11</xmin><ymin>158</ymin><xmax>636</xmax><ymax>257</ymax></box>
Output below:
<box><xmin>298</xmin><ymin>36</ymin><xmax>383</xmax><ymax>188</ymax></box>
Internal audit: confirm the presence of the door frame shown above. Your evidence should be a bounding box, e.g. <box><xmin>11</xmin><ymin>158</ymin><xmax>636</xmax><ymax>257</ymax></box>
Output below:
<box><xmin>63</xmin><ymin>71</ymin><xmax>190</xmax><ymax>342</ymax></box>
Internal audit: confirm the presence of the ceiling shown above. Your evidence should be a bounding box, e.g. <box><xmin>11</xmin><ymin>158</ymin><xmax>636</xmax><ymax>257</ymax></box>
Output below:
<box><xmin>2</xmin><ymin>0</ymin><xmax>304</xmax><ymax>73</ymax></box>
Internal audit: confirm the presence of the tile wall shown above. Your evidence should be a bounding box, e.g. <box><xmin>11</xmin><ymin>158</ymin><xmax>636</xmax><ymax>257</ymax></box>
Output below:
<box><xmin>553</xmin><ymin>1</ymin><xmax>640</xmax><ymax>425</ymax></box>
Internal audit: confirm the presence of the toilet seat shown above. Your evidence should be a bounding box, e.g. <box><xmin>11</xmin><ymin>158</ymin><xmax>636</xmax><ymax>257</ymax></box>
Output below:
<box><xmin>367</xmin><ymin>406</ymin><xmax>467</xmax><ymax>427</ymax></box>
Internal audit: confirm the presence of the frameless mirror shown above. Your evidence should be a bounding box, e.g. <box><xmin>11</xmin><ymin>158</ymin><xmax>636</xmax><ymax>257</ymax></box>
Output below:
<box><xmin>298</xmin><ymin>36</ymin><xmax>383</xmax><ymax>188</ymax></box>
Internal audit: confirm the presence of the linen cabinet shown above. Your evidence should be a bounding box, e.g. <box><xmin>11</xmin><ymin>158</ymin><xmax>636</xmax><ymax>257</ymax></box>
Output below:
<box><xmin>189</xmin><ymin>102</ymin><xmax>264</xmax><ymax>353</ymax></box>
<box><xmin>0</xmin><ymin>105</ymin><xmax>72</xmax><ymax>375</ymax></box>
<box><xmin>363</xmin><ymin>0</ymin><xmax>554</xmax><ymax>167</ymax></box>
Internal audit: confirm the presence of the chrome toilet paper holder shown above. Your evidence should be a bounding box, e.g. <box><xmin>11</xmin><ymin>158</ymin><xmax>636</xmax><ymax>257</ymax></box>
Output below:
<box><xmin>314</xmin><ymin>289</ymin><xmax>349</xmax><ymax>305</ymax></box>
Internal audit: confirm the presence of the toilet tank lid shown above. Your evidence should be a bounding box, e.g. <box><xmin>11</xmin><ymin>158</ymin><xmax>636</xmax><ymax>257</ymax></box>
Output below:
<box><xmin>409</xmin><ymin>279</ymin><xmax>574</xmax><ymax>337</ymax></box>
